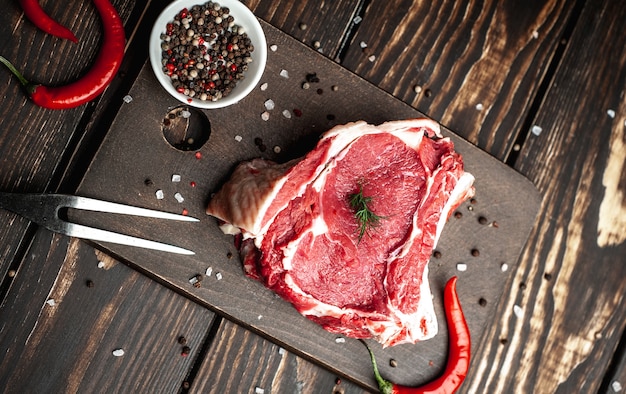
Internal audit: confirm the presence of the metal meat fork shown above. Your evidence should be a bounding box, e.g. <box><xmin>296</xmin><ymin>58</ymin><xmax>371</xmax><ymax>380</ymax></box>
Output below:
<box><xmin>0</xmin><ymin>192</ymin><xmax>199</xmax><ymax>255</ymax></box>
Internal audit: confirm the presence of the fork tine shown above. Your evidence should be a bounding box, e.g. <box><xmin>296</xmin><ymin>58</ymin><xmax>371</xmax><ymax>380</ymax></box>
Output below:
<box><xmin>68</xmin><ymin>195</ymin><xmax>199</xmax><ymax>222</ymax></box>
<box><xmin>64</xmin><ymin>222</ymin><xmax>195</xmax><ymax>255</ymax></box>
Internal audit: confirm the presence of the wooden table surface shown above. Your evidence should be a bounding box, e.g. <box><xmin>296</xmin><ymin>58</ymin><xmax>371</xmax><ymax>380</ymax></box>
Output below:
<box><xmin>0</xmin><ymin>0</ymin><xmax>624</xmax><ymax>393</ymax></box>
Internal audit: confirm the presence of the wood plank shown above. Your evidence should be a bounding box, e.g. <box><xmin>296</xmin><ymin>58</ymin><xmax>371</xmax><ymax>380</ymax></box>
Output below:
<box><xmin>0</xmin><ymin>230</ymin><xmax>216</xmax><ymax>393</ymax></box>
<box><xmin>244</xmin><ymin>0</ymin><xmax>362</xmax><ymax>58</ymax></box>
<box><xmin>75</xmin><ymin>21</ymin><xmax>539</xmax><ymax>390</ymax></box>
<box><xmin>189</xmin><ymin>318</ymin><xmax>368</xmax><ymax>393</ymax></box>
<box><xmin>338</xmin><ymin>0</ymin><xmax>577</xmax><ymax>160</ymax></box>
<box><xmin>464</xmin><ymin>0</ymin><xmax>626</xmax><ymax>392</ymax></box>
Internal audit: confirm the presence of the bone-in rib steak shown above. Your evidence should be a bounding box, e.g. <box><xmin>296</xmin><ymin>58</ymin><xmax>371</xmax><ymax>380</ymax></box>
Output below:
<box><xmin>206</xmin><ymin>119</ymin><xmax>475</xmax><ymax>347</ymax></box>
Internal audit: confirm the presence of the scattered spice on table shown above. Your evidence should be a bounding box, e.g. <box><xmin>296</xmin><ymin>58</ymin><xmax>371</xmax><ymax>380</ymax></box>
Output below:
<box><xmin>1</xmin><ymin>0</ymin><xmax>125</xmax><ymax>109</ymax></box>
<box><xmin>159</xmin><ymin>1</ymin><xmax>254</xmax><ymax>102</ymax></box>
<box><xmin>19</xmin><ymin>0</ymin><xmax>78</xmax><ymax>43</ymax></box>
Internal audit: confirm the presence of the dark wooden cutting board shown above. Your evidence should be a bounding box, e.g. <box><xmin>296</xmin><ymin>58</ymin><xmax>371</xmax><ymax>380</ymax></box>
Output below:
<box><xmin>76</xmin><ymin>21</ymin><xmax>540</xmax><ymax>390</ymax></box>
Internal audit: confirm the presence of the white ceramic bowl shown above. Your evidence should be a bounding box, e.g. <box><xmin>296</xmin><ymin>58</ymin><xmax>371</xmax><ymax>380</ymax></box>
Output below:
<box><xmin>149</xmin><ymin>0</ymin><xmax>267</xmax><ymax>109</ymax></box>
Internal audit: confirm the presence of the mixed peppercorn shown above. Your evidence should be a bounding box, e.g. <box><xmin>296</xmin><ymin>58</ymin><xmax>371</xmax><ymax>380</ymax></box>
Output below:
<box><xmin>160</xmin><ymin>1</ymin><xmax>255</xmax><ymax>102</ymax></box>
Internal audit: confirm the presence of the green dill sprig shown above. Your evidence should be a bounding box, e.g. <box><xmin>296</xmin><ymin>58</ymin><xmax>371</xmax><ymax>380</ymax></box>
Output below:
<box><xmin>348</xmin><ymin>182</ymin><xmax>385</xmax><ymax>242</ymax></box>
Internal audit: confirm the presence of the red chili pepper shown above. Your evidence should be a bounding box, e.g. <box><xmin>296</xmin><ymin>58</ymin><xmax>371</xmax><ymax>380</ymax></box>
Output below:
<box><xmin>0</xmin><ymin>0</ymin><xmax>125</xmax><ymax>109</ymax></box>
<box><xmin>19</xmin><ymin>0</ymin><xmax>78</xmax><ymax>43</ymax></box>
<box><xmin>365</xmin><ymin>276</ymin><xmax>471</xmax><ymax>394</ymax></box>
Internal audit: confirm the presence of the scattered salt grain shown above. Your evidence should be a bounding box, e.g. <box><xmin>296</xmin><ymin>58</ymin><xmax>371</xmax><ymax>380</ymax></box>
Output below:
<box><xmin>180</xmin><ymin>109</ymin><xmax>191</xmax><ymax>118</ymax></box>
<box><xmin>607</xmin><ymin>109</ymin><xmax>616</xmax><ymax>118</ymax></box>
<box><xmin>612</xmin><ymin>381</ymin><xmax>623</xmax><ymax>392</ymax></box>
<box><xmin>234</xmin><ymin>135</ymin><xmax>243</xmax><ymax>142</ymax></box>
<box><xmin>112</xmin><ymin>349</ymin><xmax>125</xmax><ymax>357</ymax></box>
<box><xmin>174</xmin><ymin>192</ymin><xmax>184</xmax><ymax>203</ymax></box>
<box><xmin>97</xmin><ymin>261</ymin><xmax>105</xmax><ymax>269</ymax></box>
<box><xmin>264</xmin><ymin>99</ymin><xmax>275</xmax><ymax>111</ymax></box>
<box><xmin>353</xmin><ymin>15</ymin><xmax>363</xmax><ymax>24</ymax></box>
<box><xmin>531</xmin><ymin>125</ymin><xmax>543</xmax><ymax>136</ymax></box>
<box><xmin>413</xmin><ymin>85</ymin><xmax>423</xmax><ymax>94</ymax></box>
<box><xmin>260</xmin><ymin>82</ymin><xmax>268</xmax><ymax>91</ymax></box>
<box><xmin>205</xmin><ymin>267</ymin><xmax>213</xmax><ymax>276</ymax></box>
<box><xmin>475</xmin><ymin>103</ymin><xmax>484</xmax><ymax>111</ymax></box>
<box><xmin>46</xmin><ymin>298</ymin><xmax>56</xmax><ymax>306</ymax></box>
<box><xmin>532</xmin><ymin>30</ymin><xmax>539</xmax><ymax>39</ymax></box>
<box><xmin>368</xmin><ymin>55</ymin><xmax>376</xmax><ymax>62</ymax></box>
<box><xmin>359</xmin><ymin>41</ymin><xmax>367</xmax><ymax>48</ymax></box>
<box><xmin>278</xmin><ymin>347</ymin><xmax>286</xmax><ymax>355</ymax></box>
<box><xmin>335</xmin><ymin>337</ymin><xmax>346</xmax><ymax>343</ymax></box>
<box><xmin>171</xmin><ymin>174</ymin><xmax>181</xmax><ymax>182</ymax></box>
<box><xmin>216</xmin><ymin>272</ymin><xmax>223</xmax><ymax>280</ymax></box>
<box><xmin>269</xmin><ymin>44</ymin><xmax>278</xmax><ymax>52</ymax></box>
<box><xmin>122</xmin><ymin>95</ymin><xmax>133</xmax><ymax>103</ymax></box>
<box><xmin>257</xmin><ymin>315</ymin><xmax>263</xmax><ymax>320</ymax></box>
<box><xmin>279</xmin><ymin>69</ymin><xmax>289</xmax><ymax>78</ymax></box>
<box><xmin>255</xmin><ymin>387</ymin><xmax>265</xmax><ymax>394</ymax></box>
<box><xmin>155</xmin><ymin>189</ymin><xmax>164</xmax><ymax>200</ymax></box>
<box><xmin>513</xmin><ymin>305</ymin><xmax>523</xmax><ymax>318</ymax></box>
<box><xmin>456</xmin><ymin>263</ymin><xmax>468</xmax><ymax>272</ymax></box>
<box><xmin>501</xmin><ymin>263</ymin><xmax>509</xmax><ymax>272</ymax></box>
<box><xmin>189</xmin><ymin>276</ymin><xmax>199</xmax><ymax>285</ymax></box>
<box><xmin>261</xmin><ymin>111</ymin><xmax>270</xmax><ymax>121</ymax></box>
<box><xmin>282</xmin><ymin>109</ymin><xmax>292</xmax><ymax>119</ymax></box>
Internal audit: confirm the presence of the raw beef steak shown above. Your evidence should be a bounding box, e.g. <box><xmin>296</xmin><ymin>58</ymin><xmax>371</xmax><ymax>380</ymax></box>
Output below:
<box><xmin>206</xmin><ymin>119</ymin><xmax>475</xmax><ymax>347</ymax></box>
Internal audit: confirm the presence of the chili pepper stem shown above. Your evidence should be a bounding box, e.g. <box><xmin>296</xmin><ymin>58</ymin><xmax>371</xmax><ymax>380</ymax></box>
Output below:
<box><xmin>0</xmin><ymin>56</ymin><xmax>37</xmax><ymax>94</ymax></box>
<box><xmin>361</xmin><ymin>340</ymin><xmax>394</xmax><ymax>394</ymax></box>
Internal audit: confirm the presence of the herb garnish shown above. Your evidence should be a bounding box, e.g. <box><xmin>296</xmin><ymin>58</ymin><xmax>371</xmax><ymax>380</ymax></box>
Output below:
<box><xmin>348</xmin><ymin>182</ymin><xmax>385</xmax><ymax>242</ymax></box>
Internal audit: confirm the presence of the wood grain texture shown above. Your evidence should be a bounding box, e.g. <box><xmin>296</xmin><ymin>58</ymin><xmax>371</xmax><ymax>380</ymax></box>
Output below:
<box><xmin>189</xmin><ymin>318</ymin><xmax>368</xmax><ymax>393</ymax></box>
<box><xmin>243</xmin><ymin>0</ymin><xmax>362</xmax><ymax>59</ymax></box>
<box><xmin>338</xmin><ymin>0</ymin><xmax>576</xmax><ymax>160</ymax></box>
<box><xmin>464</xmin><ymin>0</ymin><xmax>626</xmax><ymax>392</ymax></box>
<box><xmin>0</xmin><ymin>230</ymin><xmax>216</xmax><ymax>393</ymax></box>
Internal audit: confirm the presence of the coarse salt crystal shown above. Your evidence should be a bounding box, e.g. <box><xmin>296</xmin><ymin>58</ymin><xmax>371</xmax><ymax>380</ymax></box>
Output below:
<box><xmin>353</xmin><ymin>16</ymin><xmax>363</xmax><ymax>24</ymax></box>
<box><xmin>501</xmin><ymin>263</ymin><xmax>509</xmax><ymax>272</ymax></box>
<box><xmin>171</xmin><ymin>174</ymin><xmax>181</xmax><ymax>182</ymax></box>
<box><xmin>174</xmin><ymin>192</ymin><xmax>184</xmax><ymax>203</ymax></box>
<box><xmin>257</xmin><ymin>315</ymin><xmax>263</xmax><ymax>320</ymax></box>
<box><xmin>155</xmin><ymin>189</ymin><xmax>164</xmax><ymax>200</ymax></box>
<box><xmin>260</xmin><ymin>82</ymin><xmax>268</xmax><ymax>91</ymax></box>
<box><xmin>532</xmin><ymin>30</ymin><xmax>539</xmax><ymax>39</ymax></box>
<box><xmin>278</xmin><ymin>347</ymin><xmax>286</xmax><ymax>355</ymax></box>
<box><xmin>112</xmin><ymin>348</ymin><xmax>125</xmax><ymax>357</ymax></box>
<box><xmin>205</xmin><ymin>266</ymin><xmax>213</xmax><ymax>276</ymax></box>
<box><xmin>282</xmin><ymin>109</ymin><xmax>292</xmax><ymax>119</ymax></box>
<box><xmin>181</xmin><ymin>109</ymin><xmax>191</xmax><ymax>118</ymax></box>
<box><xmin>255</xmin><ymin>388</ymin><xmax>265</xmax><ymax>394</ymax></box>
<box><xmin>279</xmin><ymin>69</ymin><xmax>289</xmax><ymax>78</ymax></box>
<box><xmin>269</xmin><ymin>44</ymin><xmax>278</xmax><ymax>52</ymax></box>
<box><xmin>189</xmin><ymin>276</ymin><xmax>199</xmax><ymax>285</ymax></box>
<box><xmin>335</xmin><ymin>337</ymin><xmax>346</xmax><ymax>343</ymax></box>
<box><xmin>359</xmin><ymin>41</ymin><xmax>367</xmax><ymax>48</ymax></box>
<box><xmin>368</xmin><ymin>55</ymin><xmax>376</xmax><ymax>62</ymax></box>
<box><xmin>97</xmin><ymin>261</ymin><xmax>105</xmax><ymax>269</ymax></box>
<box><xmin>216</xmin><ymin>272</ymin><xmax>223</xmax><ymax>280</ymax></box>
<box><xmin>261</xmin><ymin>111</ymin><xmax>270</xmax><ymax>121</ymax></box>
<box><xmin>513</xmin><ymin>305</ymin><xmax>523</xmax><ymax>318</ymax></box>
<box><xmin>475</xmin><ymin>103</ymin><xmax>484</xmax><ymax>111</ymax></box>
<box><xmin>264</xmin><ymin>99</ymin><xmax>275</xmax><ymax>111</ymax></box>
<box><xmin>607</xmin><ymin>109</ymin><xmax>616</xmax><ymax>118</ymax></box>
<box><xmin>122</xmin><ymin>95</ymin><xmax>133</xmax><ymax>103</ymax></box>
<box><xmin>234</xmin><ymin>135</ymin><xmax>243</xmax><ymax>142</ymax></box>
<box><xmin>46</xmin><ymin>298</ymin><xmax>56</xmax><ymax>306</ymax></box>
<box><xmin>531</xmin><ymin>125</ymin><xmax>543</xmax><ymax>136</ymax></box>
<box><xmin>612</xmin><ymin>381</ymin><xmax>623</xmax><ymax>392</ymax></box>
<box><xmin>456</xmin><ymin>263</ymin><xmax>467</xmax><ymax>272</ymax></box>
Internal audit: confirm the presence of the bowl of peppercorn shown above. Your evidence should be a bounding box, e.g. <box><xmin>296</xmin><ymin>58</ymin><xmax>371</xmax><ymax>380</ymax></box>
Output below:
<box><xmin>149</xmin><ymin>0</ymin><xmax>267</xmax><ymax>109</ymax></box>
